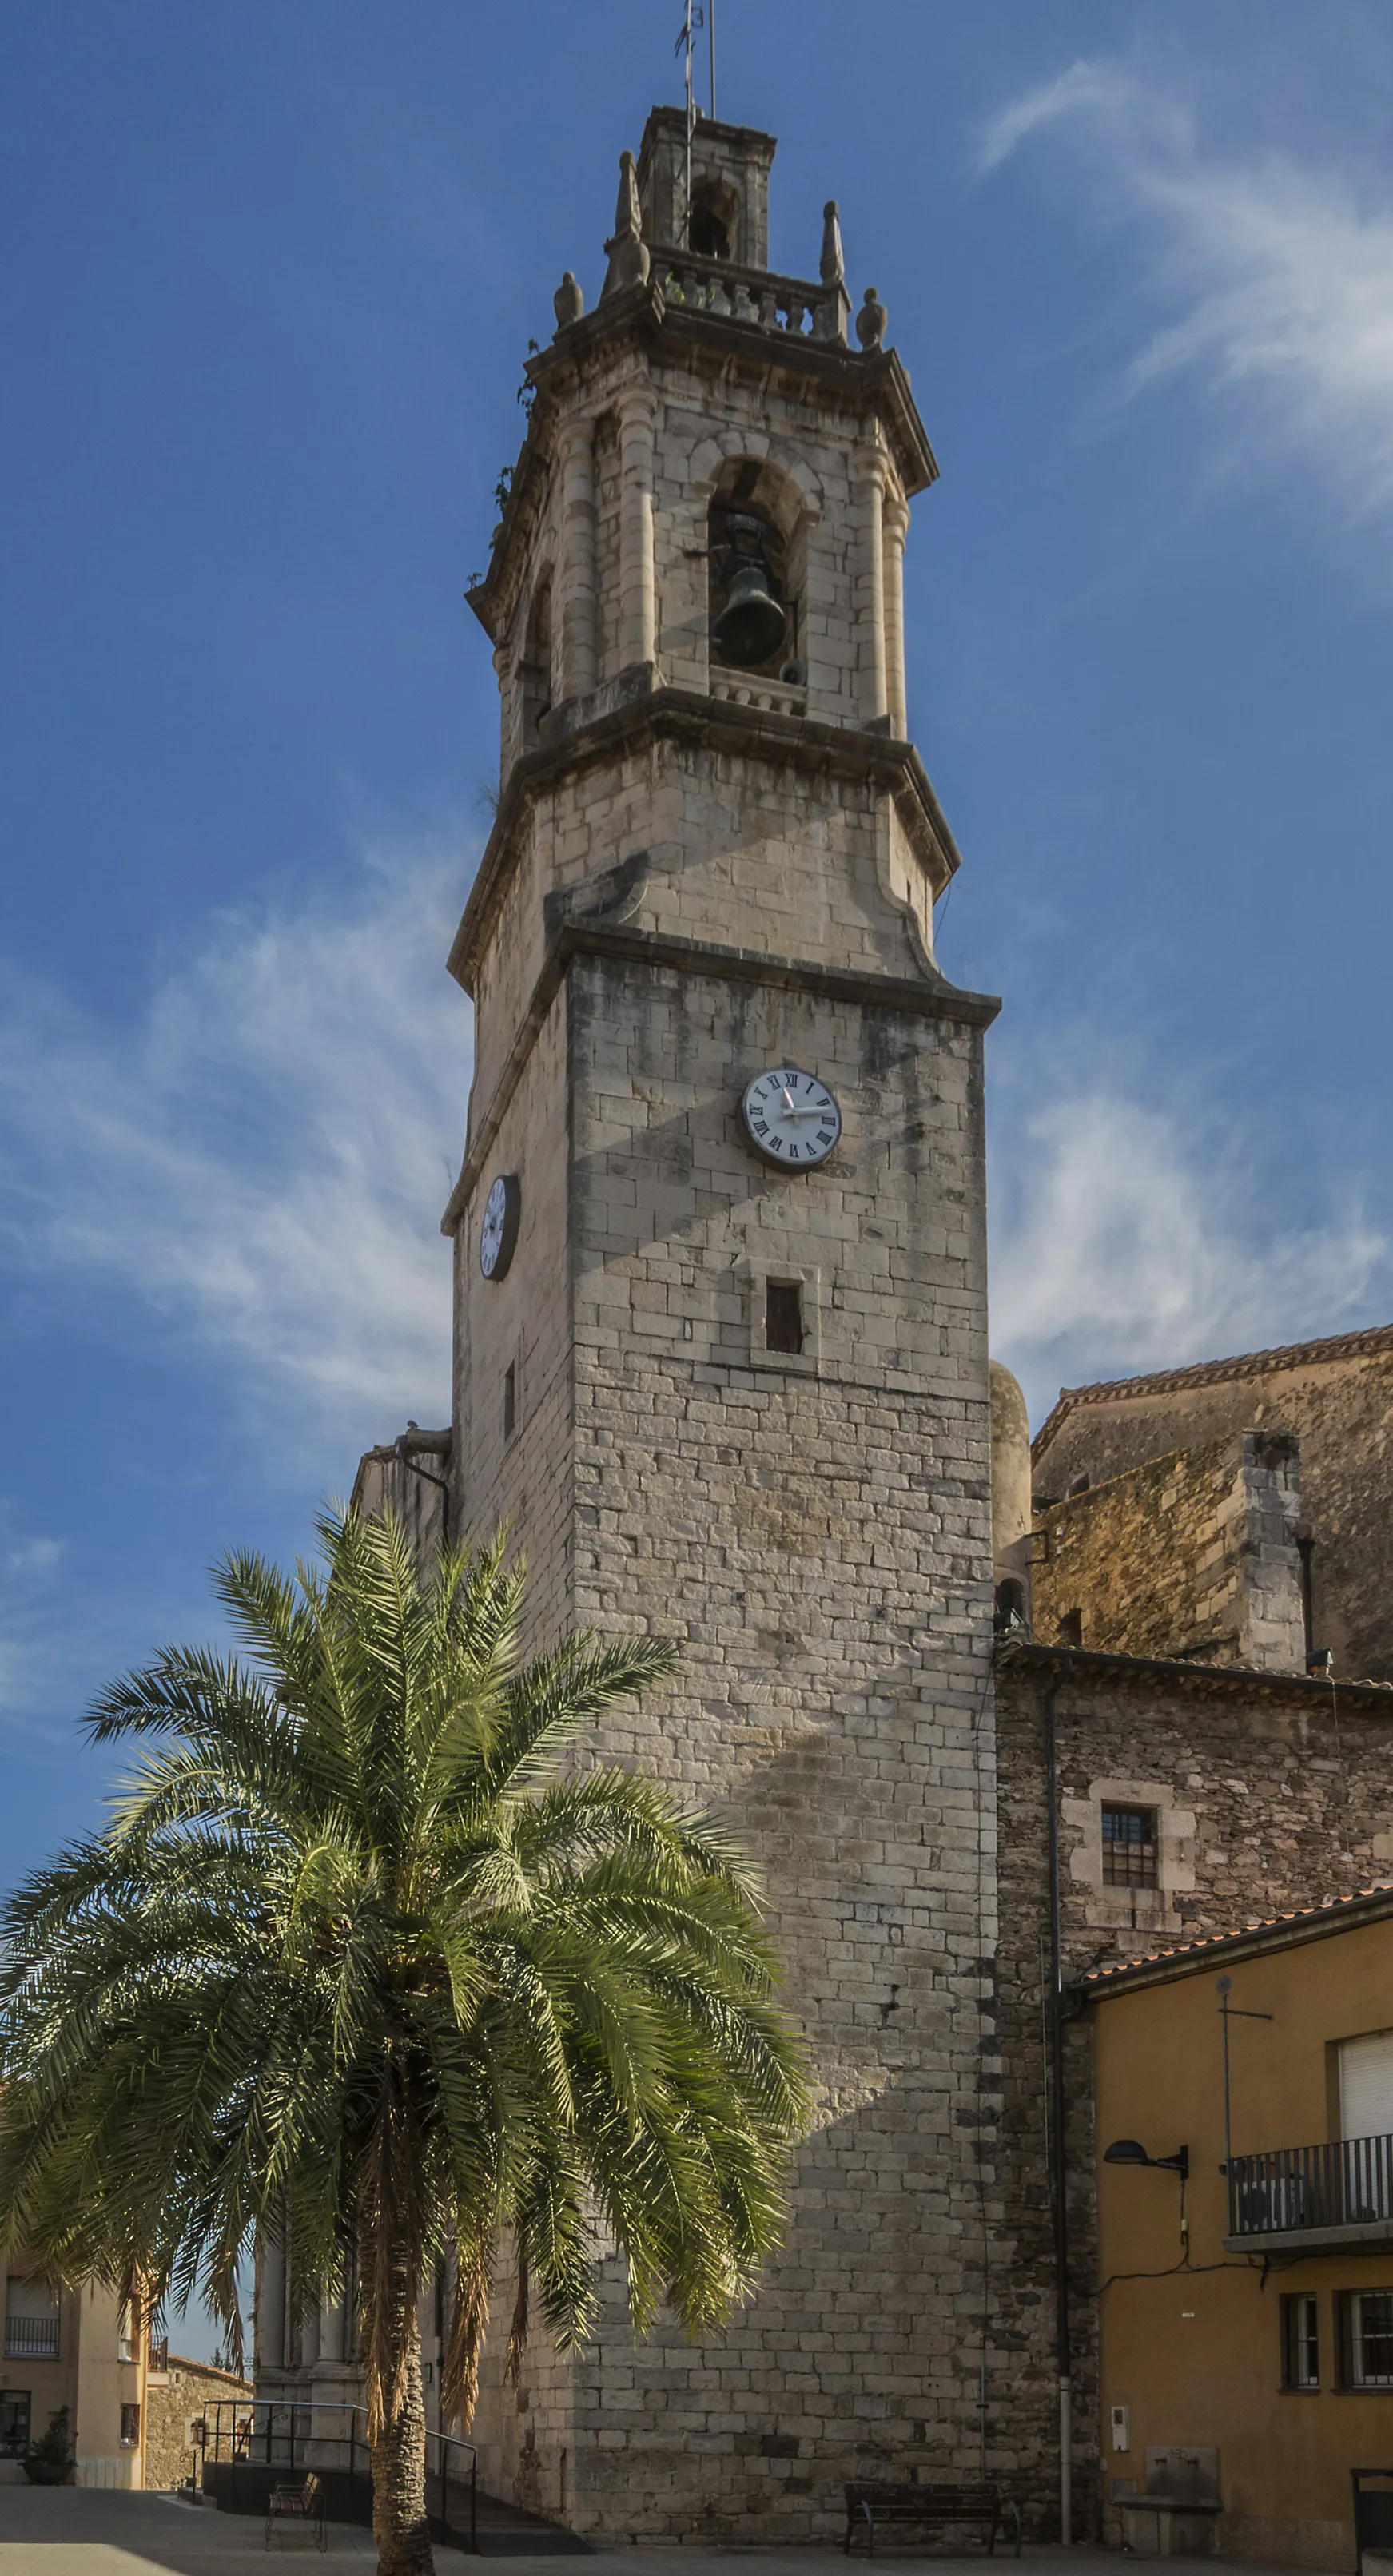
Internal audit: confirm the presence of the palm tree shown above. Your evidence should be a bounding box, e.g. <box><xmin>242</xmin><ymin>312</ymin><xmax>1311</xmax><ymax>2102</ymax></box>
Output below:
<box><xmin>0</xmin><ymin>1509</ymin><xmax>808</xmax><ymax>2576</ymax></box>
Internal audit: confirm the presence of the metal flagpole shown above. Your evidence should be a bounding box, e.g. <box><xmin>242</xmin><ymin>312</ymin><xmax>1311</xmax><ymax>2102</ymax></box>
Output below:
<box><xmin>709</xmin><ymin>0</ymin><xmax>715</xmax><ymax>119</ymax></box>
<box><xmin>683</xmin><ymin>0</ymin><xmax>694</xmax><ymax>244</ymax></box>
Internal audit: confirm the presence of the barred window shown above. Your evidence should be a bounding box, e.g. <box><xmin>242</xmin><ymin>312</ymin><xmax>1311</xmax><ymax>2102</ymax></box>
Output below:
<box><xmin>1282</xmin><ymin>2292</ymin><xmax>1319</xmax><ymax>2390</ymax></box>
<box><xmin>1102</xmin><ymin>1806</ymin><xmax>1158</xmax><ymax>1890</ymax></box>
<box><xmin>1340</xmin><ymin>2290</ymin><xmax>1393</xmax><ymax>2389</ymax></box>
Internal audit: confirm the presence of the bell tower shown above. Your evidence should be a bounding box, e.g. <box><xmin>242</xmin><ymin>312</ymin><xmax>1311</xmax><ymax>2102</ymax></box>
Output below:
<box><xmin>444</xmin><ymin>105</ymin><xmax>1003</xmax><ymax>2542</ymax></box>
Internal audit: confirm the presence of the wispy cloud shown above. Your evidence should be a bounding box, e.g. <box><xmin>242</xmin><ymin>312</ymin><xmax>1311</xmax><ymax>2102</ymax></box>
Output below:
<box><xmin>0</xmin><ymin>840</ymin><xmax>473</xmax><ymax>1425</ymax></box>
<box><xmin>6</xmin><ymin>1536</ymin><xmax>63</xmax><ymax>1580</ymax></box>
<box><xmin>977</xmin><ymin>59</ymin><xmax>1144</xmax><ymax>176</ymax></box>
<box><xmin>978</xmin><ymin>57</ymin><xmax>1393</xmax><ymax>512</ymax></box>
<box><xmin>992</xmin><ymin>1090</ymin><xmax>1392</xmax><ymax>1423</ymax></box>
<box><xmin>0</xmin><ymin>1514</ymin><xmax>71</xmax><ymax>1717</ymax></box>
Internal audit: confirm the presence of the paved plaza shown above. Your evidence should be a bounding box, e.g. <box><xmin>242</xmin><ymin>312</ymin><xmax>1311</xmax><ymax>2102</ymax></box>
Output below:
<box><xmin>0</xmin><ymin>2490</ymin><xmax>1341</xmax><ymax>2576</ymax></box>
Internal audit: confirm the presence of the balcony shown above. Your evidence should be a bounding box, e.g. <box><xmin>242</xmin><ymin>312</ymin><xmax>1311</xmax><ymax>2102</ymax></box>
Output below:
<box><xmin>4</xmin><ymin>2314</ymin><xmax>59</xmax><ymax>2359</ymax></box>
<box><xmin>1226</xmin><ymin>2130</ymin><xmax>1393</xmax><ymax>2252</ymax></box>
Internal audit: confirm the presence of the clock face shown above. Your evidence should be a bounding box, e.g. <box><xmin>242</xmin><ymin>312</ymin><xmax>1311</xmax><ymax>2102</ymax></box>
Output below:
<box><xmin>741</xmin><ymin>1067</ymin><xmax>842</xmax><ymax>1170</ymax></box>
<box><xmin>480</xmin><ymin>1173</ymin><xmax>521</xmax><ymax>1280</ymax></box>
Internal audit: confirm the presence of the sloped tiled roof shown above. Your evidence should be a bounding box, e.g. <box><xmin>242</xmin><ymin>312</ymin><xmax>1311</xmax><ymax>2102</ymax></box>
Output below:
<box><xmin>1033</xmin><ymin>1320</ymin><xmax>1393</xmax><ymax>1464</ymax></box>
<box><xmin>1081</xmin><ymin>1881</ymin><xmax>1393</xmax><ymax>1994</ymax></box>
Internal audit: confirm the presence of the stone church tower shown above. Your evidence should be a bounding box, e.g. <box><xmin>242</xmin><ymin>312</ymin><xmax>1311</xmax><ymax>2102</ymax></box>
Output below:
<box><xmin>436</xmin><ymin>103</ymin><xmax>1005</xmax><ymax>2542</ymax></box>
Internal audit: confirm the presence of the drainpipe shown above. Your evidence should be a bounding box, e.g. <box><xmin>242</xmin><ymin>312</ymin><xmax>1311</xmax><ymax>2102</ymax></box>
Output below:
<box><xmin>1045</xmin><ymin>1677</ymin><xmax>1073</xmax><ymax>2544</ymax></box>
<box><xmin>394</xmin><ymin>1429</ymin><xmax>452</xmax><ymax>1548</ymax></box>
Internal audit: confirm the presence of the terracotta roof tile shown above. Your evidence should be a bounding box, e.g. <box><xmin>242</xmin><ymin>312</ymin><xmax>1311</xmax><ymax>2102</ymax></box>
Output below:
<box><xmin>1083</xmin><ymin>1881</ymin><xmax>1393</xmax><ymax>1986</ymax></box>
<box><xmin>1033</xmin><ymin>1320</ymin><xmax>1393</xmax><ymax>1463</ymax></box>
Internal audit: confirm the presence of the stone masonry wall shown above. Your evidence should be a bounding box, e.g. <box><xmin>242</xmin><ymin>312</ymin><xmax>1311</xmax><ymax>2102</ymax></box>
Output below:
<box><xmin>1032</xmin><ymin>1433</ymin><xmax>1304</xmax><ymax>1673</ymax></box>
<box><xmin>1031</xmin><ymin>1333</ymin><xmax>1393</xmax><ymax>1684</ymax></box>
<box><xmin>994</xmin><ymin>1648</ymin><xmax>1393</xmax><ymax>2542</ymax></box>
<box><xmin>144</xmin><ymin>2355</ymin><xmax>253</xmax><ymax>2493</ymax></box>
<box><xmin>517</xmin><ymin>944</ymin><xmax>1003</xmax><ymax>2545</ymax></box>
<box><xmin>452</xmin><ymin>995</ymin><xmax>575</xmax><ymax>1647</ymax></box>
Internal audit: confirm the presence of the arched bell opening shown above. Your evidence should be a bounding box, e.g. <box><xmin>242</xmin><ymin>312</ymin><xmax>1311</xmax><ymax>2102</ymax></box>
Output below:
<box><xmin>689</xmin><ymin>175</ymin><xmax>739</xmax><ymax>261</ymax></box>
<box><xmin>519</xmin><ymin>574</ymin><xmax>554</xmax><ymax>744</ymax></box>
<box><xmin>706</xmin><ymin>460</ymin><xmax>806</xmax><ymax>682</ymax></box>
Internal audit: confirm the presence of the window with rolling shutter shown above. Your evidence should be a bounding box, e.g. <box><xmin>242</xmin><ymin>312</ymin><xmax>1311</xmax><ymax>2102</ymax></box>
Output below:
<box><xmin>1339</xmin><ymin>2030</ymin><xmax>1393</xmax><ymax>2138</ymax></box>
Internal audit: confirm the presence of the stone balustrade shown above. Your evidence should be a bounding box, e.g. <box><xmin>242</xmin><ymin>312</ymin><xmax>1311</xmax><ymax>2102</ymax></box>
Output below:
<box><xmin>653</xmin><ymin>248</ymin><xmax>850</xmax><ymax>344</ymax></box>
<box><xmin>710</xmin><ymin>672</ymin><xmax>807</xmax><ymax>718</ymax></box>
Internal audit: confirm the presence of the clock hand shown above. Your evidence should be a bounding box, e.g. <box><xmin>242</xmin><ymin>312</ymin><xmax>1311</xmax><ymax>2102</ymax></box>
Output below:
<box><xmin>780</xmin><ymin>1084</ymin><xmax>797</xmax><ymax>1112</ymax></box>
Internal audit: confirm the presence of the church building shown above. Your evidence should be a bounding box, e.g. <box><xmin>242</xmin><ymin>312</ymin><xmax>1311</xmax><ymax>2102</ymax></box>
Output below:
<box><xmin>258</xmin><ymin>101</ymin><xmax>1393</xmax><ymax>2557</ymax></box>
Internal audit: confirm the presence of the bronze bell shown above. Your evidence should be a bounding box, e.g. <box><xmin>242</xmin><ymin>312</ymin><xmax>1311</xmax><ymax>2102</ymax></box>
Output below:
<box><xmin>713</xmin><ymin>523</ymin><xmax>786</xmax><ymax>668</ymax></box>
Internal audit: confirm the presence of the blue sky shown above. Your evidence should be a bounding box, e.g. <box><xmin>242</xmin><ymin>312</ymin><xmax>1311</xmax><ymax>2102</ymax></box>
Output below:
<box><xmin>2</xmin><ymin>0</ymin><xmax>1393</xmax><ymax>2345</ymax></box>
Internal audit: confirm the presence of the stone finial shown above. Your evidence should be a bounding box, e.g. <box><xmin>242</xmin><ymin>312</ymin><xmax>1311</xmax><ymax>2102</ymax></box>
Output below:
<box><xmin>856</xmin><ymin>284</ymin><xmax>887</xmax><ymax>352</ymax></box>
<box><xmin>820</xmin><ymin>200</ymin><xmax>845</xmax><ymax>285</ymax></box>
<box><xmin>553</xmin><ymin>271</ymin><xmax>584</xmax><ymax>333</ymax></box>
<box><xmin>600</xmin><ymin>150</ymin><xmax>651</xmax><ymax>300</ymax></box>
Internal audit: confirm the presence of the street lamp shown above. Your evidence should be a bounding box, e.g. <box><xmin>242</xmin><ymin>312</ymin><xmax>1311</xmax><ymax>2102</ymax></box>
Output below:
<box><xmin>1104</xmin><ymin>2138</ymin><xmax>1190</xmax><ymax>2179</ymax></box>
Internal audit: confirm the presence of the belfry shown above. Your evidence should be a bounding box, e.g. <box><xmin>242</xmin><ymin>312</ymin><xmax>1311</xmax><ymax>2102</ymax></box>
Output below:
<box><xmin>444</xmin><ymin>103</ymin><xmax>1003</xmax><ymax>2539</ymax></box>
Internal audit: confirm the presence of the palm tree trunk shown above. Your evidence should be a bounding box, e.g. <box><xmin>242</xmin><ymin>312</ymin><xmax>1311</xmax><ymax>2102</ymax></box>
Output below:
<box><xmin>370</xmin><ymin>2258</ymin><xmax>433</xmax><ymax>2576</ymax></box>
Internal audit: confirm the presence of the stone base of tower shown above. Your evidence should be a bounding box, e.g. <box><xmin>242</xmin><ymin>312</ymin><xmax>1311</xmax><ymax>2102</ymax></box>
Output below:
<box><xmin>470</xmin><ymin>2117</ymin><xmax>1010</xmax><ymax>2546</ymax></box>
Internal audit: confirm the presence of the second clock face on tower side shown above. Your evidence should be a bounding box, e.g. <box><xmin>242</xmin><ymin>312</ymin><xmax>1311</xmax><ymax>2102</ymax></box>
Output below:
<box><xmin>740</xmin><ymin>1067</ymin><xmax>842</xmax><ymax>1169</ymax></box>
<box><xmin>480</xmin><ymin>1173</ymin><xmax>521</xmax><ymax>1280</ymax></box>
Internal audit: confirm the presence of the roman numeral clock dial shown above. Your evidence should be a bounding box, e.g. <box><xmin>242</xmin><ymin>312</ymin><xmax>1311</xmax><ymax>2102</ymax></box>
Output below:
<box><xmin>740</xmin><ymin>1067</ymin><xmax>842</xmax><ymax>1169</ymax></box>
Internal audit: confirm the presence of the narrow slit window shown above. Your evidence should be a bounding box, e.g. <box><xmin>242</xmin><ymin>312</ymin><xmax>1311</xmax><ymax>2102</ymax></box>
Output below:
<box><xmin>766</xmin><ymin>1280</ymin><xmax>803</xmax><ymax>1356</ymax></box>
<box><xmin>1057</xmin><ymin>1608</ymin><xmax>1083</xmax><ymax>1648</ymax></box>
<box><xmin>503</xmin><ymin>1363</ymin><xmax>516</xmax><ymax>1442</ymax></box>
<box><xmin>1102</xmin><ymin>1805</ymin><xmax>1158</xmax><ymax>1890</ymax></box>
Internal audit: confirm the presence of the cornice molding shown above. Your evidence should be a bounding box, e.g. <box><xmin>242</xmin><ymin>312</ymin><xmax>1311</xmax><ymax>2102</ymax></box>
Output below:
<box><xmin>447</xmin><ymin>684</ymin><xmax>964</xmax><ymax>995</ymax></box>
<box><xmin>997</xmin><ymin>1635</ymin><xmax>1393</xmax><ymax>1711</ymax></box>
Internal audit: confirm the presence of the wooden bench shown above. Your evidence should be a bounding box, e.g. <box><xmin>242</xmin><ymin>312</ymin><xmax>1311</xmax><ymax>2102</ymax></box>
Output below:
<box><xmin>844</xmin><ymin>2483</ymin><xmax>1022</xmax><ymax>2558</ymax></box>
<box><xmin>265</xmin><ymin>2470</ymin><xmax>327</xmax><ymax>2554</ymax></box>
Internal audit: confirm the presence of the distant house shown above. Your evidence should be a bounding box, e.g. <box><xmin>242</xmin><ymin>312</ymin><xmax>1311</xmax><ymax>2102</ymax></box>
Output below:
<box><xmin>1086</xmin><ymin>1884</ymin><xmax>1393</xmax><ymax>2566</ymax></box>
<box><xmin>143</xmin><ymin>2349</ymin><xmax>253</xmax><ymax>2494</ymax></box>
<box><xmin>0</xmin><ymin>2263</ymin><xmax>148</xmax><ymax>2487</ymax></box>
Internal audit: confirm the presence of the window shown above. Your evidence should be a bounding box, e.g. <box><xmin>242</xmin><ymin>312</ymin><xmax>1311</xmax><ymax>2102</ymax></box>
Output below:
<box><xmin>1282</xmin><ymin>2293</ymin><xmax>1319</xmax><ymax>2389</ymax></box>
<box><xmin>503</xmin><ymin>1364</ymin><xmax>516</xmax><ymax>1442</ymax></box>
<box><xmin>5</xmin><ymin>2274</ymin><xmax>59</xmax><ymax>2359</ymax></box>
<box><xmin>765</xmin><ymin>1280</ymin><xmax>803</xmax><ymax>1356</ymax></box>
<box><xmin>1057</xmin><ymin>1608</ymin><xmax>1083</xmax><ymax>1648</ymax></box>
<box><xmin>520</xmin><ymin>577</ymin><xmax>553</xmax><ymax>741</ymax></box>
<box><xmin>1102</xmin><ymin>1806</ymin><xmax>1158</xmax><ymax>1890</ymax></box>
<box><xmin>994</xmin><ymin>1578</ymin><xmax>1027</xmax><ymax>1637</ymax></box>
<box><xmin>120</xmin><ymin>2403</ymin><xmax>141</xmax><ymax>2448</ymax></box>
<box><xmin>1339</xmin><ymin>2290</ymin><xmax>1393</xmax><ymax>2388</ymax></box>
<box><xmin>689</xmin><ymin>175</ymin><xmax>738</xmax><ymax>261</ymax></box>
<box><xmin>1339</xmin><ymin>2031</ymin><xmax>1393</xmax><ymax>2141</ymax></box>
<box><xmin>0</xmin><ymin>2394</ymin><xmax>30</xmax><ymax>2458</ymax></box>
<box><xmin>706</xmin><ymin>464</ymin><xmax>802</xmax><ymax>682</ymax></box>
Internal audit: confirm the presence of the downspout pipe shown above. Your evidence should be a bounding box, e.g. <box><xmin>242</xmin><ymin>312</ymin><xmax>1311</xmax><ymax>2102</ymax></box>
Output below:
<box><xmin>1045</xmin><ymin>1676</ymin><xmax>1073</xmax><ymax>2545</ymax></box>
<box><xmin>394</xmin><ymin>1430</ymin><xmax>452</xmax><ymax>1548</ymax></box>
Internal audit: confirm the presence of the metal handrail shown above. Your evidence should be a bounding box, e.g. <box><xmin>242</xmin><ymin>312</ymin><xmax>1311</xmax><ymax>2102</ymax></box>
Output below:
<box><xmin>198</xmin><ymin>2396</ymin><xmax>477</xmax><ymax>2553</ymax></box>
<box><xmin>1228</xmin><ymin>2129</ymin><xmax>1393</xmax><ymax>2237</ymax></box>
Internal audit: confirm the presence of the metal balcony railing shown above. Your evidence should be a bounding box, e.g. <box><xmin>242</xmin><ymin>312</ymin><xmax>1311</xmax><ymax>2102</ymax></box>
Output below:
<box><xmin>1228</xmin><ymin>2131</ymin><xmax>1393</xmax><ymax>2237</ymax></box>
<box><xmin>4</xmin><ymin>2315</ymin><xmax>59</xmax><ymax>2358</ymax></box>
<box><xmin>197</xmin><ymin>2397</ymin><xmax>478</xmax><ymax>2554</ymax></box>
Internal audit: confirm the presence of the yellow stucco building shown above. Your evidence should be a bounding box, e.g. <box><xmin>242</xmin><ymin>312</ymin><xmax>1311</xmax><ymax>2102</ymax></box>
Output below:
<box><xmin>1089</xmin><ymin>1886</ymin><xmax>1393</xmax><ymax>2566</ymax></box>
<box><xmin>0</xmin><ymin>2262</ymin><xmax>148</xmax><ymax>2489</ymax></box>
